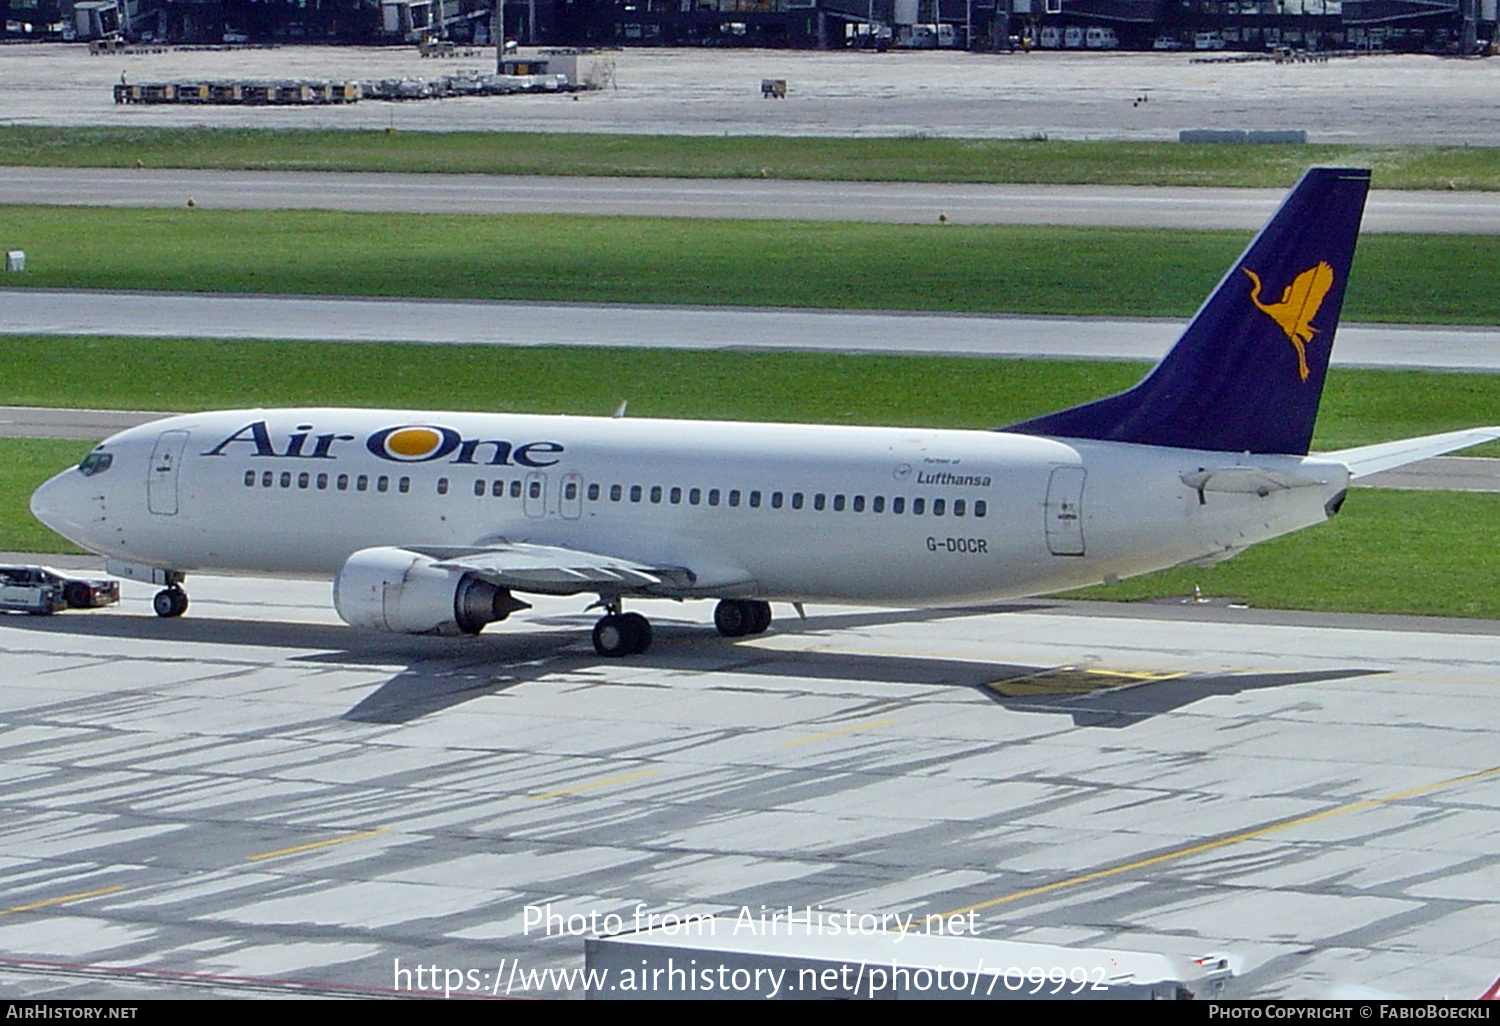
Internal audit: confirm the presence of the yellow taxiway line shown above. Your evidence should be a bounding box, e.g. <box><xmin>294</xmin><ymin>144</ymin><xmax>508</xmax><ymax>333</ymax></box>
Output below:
<box><xmin>247</xmin><ymin>827</ymin><xmax>392</xmax><ymax>862</ymax></box>
<box><xmin>0</xmin><ymin>884</ymin><xmax>126</xmax><ymax>917</ymax></box>
<box><xmin>528</xmin><ymin>770</ymin><xmax>659</xmax><ymax>800</ymax></box>
<box><xmin>782</xmin><ymin>718</ymin><xmax>899</xmax><ymax>746</ymax></box>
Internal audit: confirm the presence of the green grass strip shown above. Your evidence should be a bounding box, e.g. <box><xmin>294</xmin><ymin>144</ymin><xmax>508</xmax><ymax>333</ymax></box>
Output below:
<box><xmin>1064</xmin><ymin>490</ymin><xmax>1500</xmax><ymax>619</ymax></box>
<box><xmin>2</xmin><ymin>439</ymin><xmax>94</xmax><ymax>554</ymax></box>
<box><xmin>6</xmin><ymin>128</ymin><xmax>1500</xmax><ymax>190</ymax></box>
<box><xmin>6</xmin><ymin>207</ymin><xmax>1500</xmax><ymax>323</ymax></box>
<box><xmin>1</xmin><ymin>337</ymin><xmax>1496</xmax><ymax>454</ymax></box>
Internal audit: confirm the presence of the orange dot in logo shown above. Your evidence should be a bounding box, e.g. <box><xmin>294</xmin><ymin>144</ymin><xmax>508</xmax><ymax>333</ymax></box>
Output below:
<box><xmin>385</xmin><ymin>427</ymin><xmax>442</xmax><ymax>459</ymax></box>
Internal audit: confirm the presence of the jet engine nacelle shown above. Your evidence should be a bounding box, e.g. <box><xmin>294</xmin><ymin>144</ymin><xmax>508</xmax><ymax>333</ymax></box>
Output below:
<box><xmin>333</xmin><ymin>546</ymin><xmax>529</xmax><ymax>635</ymax></box>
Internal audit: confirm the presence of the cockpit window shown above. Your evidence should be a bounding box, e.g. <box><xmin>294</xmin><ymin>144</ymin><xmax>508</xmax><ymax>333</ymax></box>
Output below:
<box><xmin>78</xmin><ymin>451</ymin><xmax>113</xmax><ymax>477</ymax></box>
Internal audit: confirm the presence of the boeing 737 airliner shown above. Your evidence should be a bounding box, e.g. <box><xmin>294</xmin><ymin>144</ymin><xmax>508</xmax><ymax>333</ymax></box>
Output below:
<box><xmin>29</xmin><ymin>168</ymin><xmax>1500</xmax><ymax>657</ymax></box>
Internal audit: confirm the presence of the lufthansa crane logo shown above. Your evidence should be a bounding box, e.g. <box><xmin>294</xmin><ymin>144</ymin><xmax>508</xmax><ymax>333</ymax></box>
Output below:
<box><xmin>1243</xmin><ymin>261</ymin><xmax>1335</xmax><ymax>382</ymax></box>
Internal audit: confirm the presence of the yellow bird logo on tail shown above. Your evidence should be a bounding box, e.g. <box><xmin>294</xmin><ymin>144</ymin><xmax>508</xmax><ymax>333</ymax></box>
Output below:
<box><xmin>1243</xmin><ymin>261</ymin><xmax>1335</xmax><ymax>381</ymax></box>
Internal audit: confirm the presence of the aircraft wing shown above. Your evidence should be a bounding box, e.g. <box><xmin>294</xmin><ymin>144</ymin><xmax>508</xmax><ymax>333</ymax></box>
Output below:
<box><xmin>1321</xmin><ymin>427</ymin><xmax>1500</xmax><ymax>479</ymax></box>
<box><xmin>409</xmin><ymin>542</ymin><xmax>731</xmax><ymax>597</ymax></box>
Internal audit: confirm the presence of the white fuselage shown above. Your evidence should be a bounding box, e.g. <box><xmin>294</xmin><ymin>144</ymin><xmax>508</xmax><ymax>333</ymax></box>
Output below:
<box><xmin>31</xmin><ymin>408</ymin><xmax>1351</xmax><ymax>606</ymax></box>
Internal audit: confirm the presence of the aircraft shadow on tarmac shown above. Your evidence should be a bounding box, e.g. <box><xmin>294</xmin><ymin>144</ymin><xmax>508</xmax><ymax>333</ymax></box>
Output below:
<box><xmin>2</xmin><ymin>607</ymin><xmax>1385</xmax><ymax>727</ymax></box>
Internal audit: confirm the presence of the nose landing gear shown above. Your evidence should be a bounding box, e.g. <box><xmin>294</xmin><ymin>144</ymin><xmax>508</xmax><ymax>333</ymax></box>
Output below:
<box><xmin>153</xmin><ymin>586</ymin><xmax>188</xmax><ymax>618</ymax></box>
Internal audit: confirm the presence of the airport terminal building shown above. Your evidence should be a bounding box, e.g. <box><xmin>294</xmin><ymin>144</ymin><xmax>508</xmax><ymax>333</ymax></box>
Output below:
<box><xmin>8</xmin><ymin>0</ymin><xmax>1493</xmax><ymax>53</ymax></box>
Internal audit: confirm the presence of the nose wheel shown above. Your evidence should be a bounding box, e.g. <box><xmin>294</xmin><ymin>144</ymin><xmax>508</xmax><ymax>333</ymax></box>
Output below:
<box><xmin>153</xmin><ymin>586</ymin><xmax>188</xmax><ymax>618</ymax></box>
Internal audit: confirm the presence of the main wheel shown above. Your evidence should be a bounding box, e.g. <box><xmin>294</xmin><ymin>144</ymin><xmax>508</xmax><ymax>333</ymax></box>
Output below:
<box><xmin>594</xmin><ymin>614</ymin><xmax>649</xmax><ymax>658</ymax></box>
<box><xmin>619</xmin><ymin>611</ymin><xmax>652</xmax><ymax>654</ymax></box>
<box><xmin>153</xmin><ymin>588</ymin><xmax>188</xmax><ymax>618</ymax></box>
<box><xmin>747</xmin><ymin>600</ymin><xmax>772</xmax><ymax>635</ymax></box>
<box><xmin>593</xmin><ymin>615</ymin><xmax>627</xmax><ymax>657</ymax></box>
<box><xmin>714</xmin><ymin>599</ymin><xmax>751</xmax><ymax>638</ymax></box>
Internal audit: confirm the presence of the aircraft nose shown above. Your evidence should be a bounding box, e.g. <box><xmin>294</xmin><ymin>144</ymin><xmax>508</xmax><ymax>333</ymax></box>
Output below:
<box><xmin>30</xmin><ymin>467</ymin><xmax>100</xmax><ymax>547</ymax></box>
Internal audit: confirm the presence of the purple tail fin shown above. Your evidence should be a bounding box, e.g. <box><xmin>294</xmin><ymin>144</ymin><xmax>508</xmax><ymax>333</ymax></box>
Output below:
<box><xmin>1006</xmin><ymin>167</ymin><xmax>1370</xmax><ymax>455</ymax></box>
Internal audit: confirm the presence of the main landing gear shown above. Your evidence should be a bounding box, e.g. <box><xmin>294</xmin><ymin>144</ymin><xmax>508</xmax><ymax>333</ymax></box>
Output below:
<box><xmin>592</xmin><ymin>604</ymin><xmax>652</xmax><ymax>658</ymax></box>
<box><xmin>590</xmin><ymin>599</ymin><xmax>775</xmax><ymax>657</ymax></box>
<box><xmin>713</xmin><ymin>599</ymin><xmax>772</xmax><ymax>638</ymax></box>
<box><xmin>152</xmin><ymin>585</ymin><xmax>188</xmax><ymax>618</ymax></box>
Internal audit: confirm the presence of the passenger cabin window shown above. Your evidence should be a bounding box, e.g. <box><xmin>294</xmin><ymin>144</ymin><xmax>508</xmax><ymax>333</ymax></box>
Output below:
<box><xmin>689</xmin><ymin>488</ymin><xmax>701</xmax><ymax>505</ymax></box>
<box><xmin>337</xmin><ymin>474</ymin><xmax>349</xmax><ymax>491</ymax></box>
<box><xmin>297</xmin><ymin>472</ymin><xmax>309</xmax><ymax>489</ymax></box>
<box><xmin>565</xmin><ymin>482</ymin><xmax>578</xmax><ymax>501</ymax></box>
<box><xmin>610</xmin><ymin>484</ymin><xmax>622</xmax><ymax>502</ymax></box>
<box><xmin>474</xmin><ymin>480</ymin><xmax>486</xmax><ymax>497</ymax></box>
<box><xmin>953</xmin><ymin>499</ymin><xmax>965</xmax><ymax>516</ymax></box>
<box><xmin>873</xmin><ymin>496</ymin><xmax>885</xmax><ymax>513</ymax></box>
<box><xmin>671</xmin><ymin>487</ymin><xmax>683</xmax><ymax>505</ymax></box>
<box><xmin>708</xmin><ymin>489</ymin><xmax>720</xmax><ymax>506</ymax></box>
<box><xmin>792</xmin><ymin>493</ymin><xmax>804</xmax><ymax>510</ymax></box>
<box><xmin>893</xmin><ymin>497</ymin><xmax>905</xmax><ymax>514</ymax></box>
<box><xmin>492</xmin><ymin>480</ymin><xmax>504</xmax><ymax>497</ymax></box>
<box><xmin>356</xmin><ymin>475</ymin><xmax>369</xmax><ymax>492</ymax></box>
<box><xmin>510</xmin><ymin>480</ymin><xmax>522</xmax><ymax>499</ymax></box>
<box><xmin>650</xmin><ymin>485</ymin><xmax>662</xmax><ymax>504</ymax></box>
<box><xmin>280</xmin><ymin>472</ymin><xmax>292</xmax><ymax>488</ymax></box>
<box><xmin>630</xmin><ymin>485</ymin><xmax>642</xmax><ymax>503</ymax></box>
<box><xmin>813</xmin><ymin>493</ymin><xmax>825</xmax><ymax>511</ymax></box>
<box><xmin>244</xmin><ymin>470</ymin><xmax>255</xmax><ymax>487</ymax></box>
<box><xmin>832</xmin><ymin>494</ymin><xmax>845</xmax><ymax>512</ymax></box>
<box><xmin>912</xmin><ymin>497</ymin><xmax>925</xmax><ymax>515</ymax></box>
<box><xmin>317</xmin><ymin>473</ymin><xmax>328</xmax><ymax>490</ymax></box>
<box><xmin>729</xmin><ymin>490</ymin><xmax>741</xmax><ymax>507</ymax></box>
<box><xmin>437</xmin><ymin>478</ymin><xmax>449</xmax><ymax>495</ymax></box>
<box><xmin>399</xmin><ymin>477</ymin><xmax>410</xmax><ymax>494</ymax></box>
<box><xmin>750</xmin><ymin>491</ymin><xmax>762</xmax><ymax>508</ymax></box>
<box><xmin>975</xmin><ymin>500</ymin><xmax>988</xmax><ymax>518</ymax></box>
<box><xmin>377</xmin><ymin>476</ymin><xmax>390</xmax><ymax>493</ymax></box>
<box><xmin>933</xmin><ymin>498</ymin><xmax>945</xmax><ymax>516</ymax></box>
<box><xmin>262</xmin><ymin>471</ymin><xmax>274</xmax><ymax>488</ymax></box>
<box><xmin>529</xmin><ymin>480</ymin><xmax>543</xmax><ymax>499</ymax></box>
<box><xmin>587</xmin><ymin>483</ymin><xmax>600</xmax><ymax>501</ymax></box>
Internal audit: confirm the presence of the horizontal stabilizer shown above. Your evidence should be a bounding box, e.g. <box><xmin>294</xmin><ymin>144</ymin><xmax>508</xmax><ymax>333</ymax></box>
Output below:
<box><xmin>1180</xmin><ymin>466</ymin><xmax>1330</xmax><ymax>497</ymax></box>
<box><xmin>1323</xmin><ymin>428</ymin><xmax>1500</xmax><ymax>479</ymax></box>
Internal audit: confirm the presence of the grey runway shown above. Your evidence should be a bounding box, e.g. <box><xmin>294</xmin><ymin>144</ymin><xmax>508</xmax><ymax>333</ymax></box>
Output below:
<box><xmin>7</xmin><ymin>288</ymin><xmax>1500</xmax><ymax>371</ymax></box>
<box><xmin>4</xmin><ymin>166</ymin><xmax>1499</xmax><ymax>233</ymax></box>
<box><xmin>2</xmin><ymin>580</ymin><xmax>1498</xmax><ymax>999</ymax></box>
<box><xmin>0</xmin><ymin>405</ymin><xmax>171</xmax><ymax>440</ymax></box>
